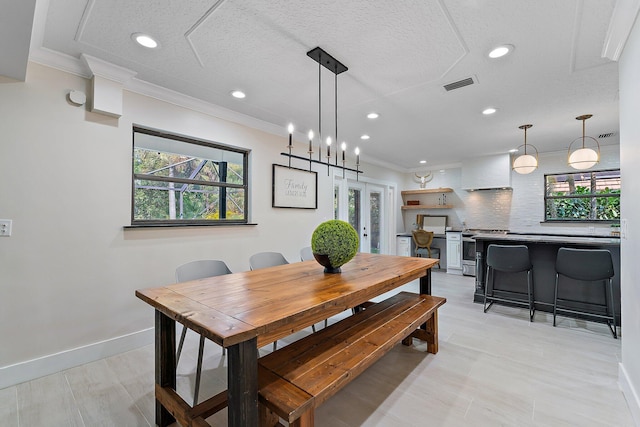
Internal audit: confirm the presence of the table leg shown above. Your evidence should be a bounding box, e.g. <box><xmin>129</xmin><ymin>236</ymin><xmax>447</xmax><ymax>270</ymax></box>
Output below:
<box><xmin>419</xmin><ymin>268</ymin><xmax>433</xmax><ymax>332</ymax></box>
<box><xmin>155</xmin><ymin>310</ymin><xmax>176</xmax><ymax>427</ymax></box>
<box><xmin>420</xmin><ymin>268</ymin><xmax>432</xmax><ymax>295</ymax></box>
<box><xmin>227</xmin><ymin>337</ymin><xmax>258</xmax><ymax>427</ymax></box>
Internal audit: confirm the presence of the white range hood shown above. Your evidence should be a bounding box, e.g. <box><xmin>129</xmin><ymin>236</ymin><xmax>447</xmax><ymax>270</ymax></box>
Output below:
<box><xmin>461</xmin><ymin>153</ymin><xmax>512</xmax><ymax>190</ymax></box>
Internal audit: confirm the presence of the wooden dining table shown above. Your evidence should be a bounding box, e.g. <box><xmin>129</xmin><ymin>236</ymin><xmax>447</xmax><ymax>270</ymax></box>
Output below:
<box><xmin>136</xmin><ymin>253</ymin><xmax>438</xmax><ymax>427</ymax></box>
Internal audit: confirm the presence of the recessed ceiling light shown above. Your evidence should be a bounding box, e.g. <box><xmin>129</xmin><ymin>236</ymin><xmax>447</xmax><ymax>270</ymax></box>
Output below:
<box><xmin>132</xmin><ymin>33</ymin><xmax>158</xmax><ymax>49</ymax></box>
<box><xmin>509</xmin><ymin>149</ymin><xmax>519</xmax><ymax>153</ymax></box>
<box><xmin>230</xmin><ymin>90</ymin><xmax>246</xmax><ymax>99</ymax></box>
<box><xmin>488</xmin><ymin>44</ymin><xmax>513</xmax><ymax>59</ymax></box>
<box><xmin>419</xmin><ymin>160</ymin><xmax>427</xmax><ymax>164</ymax></box>
<box><xmin>360</xmin><ymin>134</ymin><xmax>370</xmax><ymax>140</ymax></box>
<box><xmin>482</xmin><ymin>107</ymin><xmax>497</xmax><ymax>115</ymax></box>
<box><xmin>367</xmin><ymin>112</ymin><xmax>379</xmax><ymax>119</ymax></box>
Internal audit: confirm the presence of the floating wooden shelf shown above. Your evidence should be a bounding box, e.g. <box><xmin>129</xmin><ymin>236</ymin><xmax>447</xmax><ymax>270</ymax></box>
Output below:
<box><xmin>401</xmin><ymin>188</ymin><xmax>453</xmax><ymax>196</ymax></box>
<box><xmin>401</xmin><ymin>204</ymin><xmax>454</xmax><ymax>210</ymax></box>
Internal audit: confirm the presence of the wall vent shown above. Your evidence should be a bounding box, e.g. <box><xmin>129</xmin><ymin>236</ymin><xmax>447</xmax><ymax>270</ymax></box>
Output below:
<box><xmin>598</xmin><ymin>132</ymin><xmax>617</xmax><ymax>139</ymax></box>
<box><xmin>443</xmin><ymin>77</ymin><xmax>475</xmax><ymax>91</ymax></box>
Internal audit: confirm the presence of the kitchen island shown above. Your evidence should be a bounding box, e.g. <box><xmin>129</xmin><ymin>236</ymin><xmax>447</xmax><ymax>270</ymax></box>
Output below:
<box><xmin>473</xmin><ymin>233</ymin><xmax>621</xmax><ymax>324</ymax></box>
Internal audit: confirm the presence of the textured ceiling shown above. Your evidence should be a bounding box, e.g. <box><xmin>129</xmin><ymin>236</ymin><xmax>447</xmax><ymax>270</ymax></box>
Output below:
<box><xmin>23</xmin><ymin>0</ymin><xmax>622</xmax><ymax>170</ymax></box>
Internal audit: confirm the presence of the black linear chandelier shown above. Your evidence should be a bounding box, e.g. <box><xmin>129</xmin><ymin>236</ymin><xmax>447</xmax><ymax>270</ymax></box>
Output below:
<box><xmin>282</xmin><ymin>47</ymin><xmax>362</xmax><ymax>179</ymax></box>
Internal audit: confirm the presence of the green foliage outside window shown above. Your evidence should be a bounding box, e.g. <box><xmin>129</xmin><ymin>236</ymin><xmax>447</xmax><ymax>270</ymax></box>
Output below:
<box><xmin>544</xmin><ymin>170</ymin><xmax>620</xmax><ymax>222</ymax></box>
<box><xmin>132</xmin><ymin>127</ymin><xmax>248</xmax><ymax>225</ymax></box>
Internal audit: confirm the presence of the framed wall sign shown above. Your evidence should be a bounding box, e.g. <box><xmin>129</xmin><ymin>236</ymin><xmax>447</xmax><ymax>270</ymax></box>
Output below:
<box><xmin>272</xmin><ymin>164</ymin><xmax>318</xmax><ymax>209</ymax></box>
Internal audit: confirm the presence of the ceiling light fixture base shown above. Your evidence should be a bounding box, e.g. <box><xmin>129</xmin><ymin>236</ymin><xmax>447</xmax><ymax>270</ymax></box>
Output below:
<box><xmin>306</xmin><ymin>47</ymin><xmax>348</xmax><ymax>74</ymax></box>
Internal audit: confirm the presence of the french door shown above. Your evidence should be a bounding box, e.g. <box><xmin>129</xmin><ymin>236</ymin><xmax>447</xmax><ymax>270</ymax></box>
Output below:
<box><xmin>336</xmin><ymin>179</ymin><xmax>388</xmax><ymax>254</ymax></box>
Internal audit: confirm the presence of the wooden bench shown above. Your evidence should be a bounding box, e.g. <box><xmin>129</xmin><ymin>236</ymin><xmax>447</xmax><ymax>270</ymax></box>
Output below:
<box><xmin>257</xmin><ymin>291</ymin><xmax>446</xmax><ymax>427</ymax></box>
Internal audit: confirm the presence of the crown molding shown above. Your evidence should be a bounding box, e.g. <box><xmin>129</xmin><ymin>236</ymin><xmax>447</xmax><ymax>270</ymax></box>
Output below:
<box><xmin>602</xmin><ymin>0</ymin><xmax>640</xmax><ymax>61</ymax></box>
<box><xmin>30</xmin><ymin>47</ymin><xmax>90</xmax><ymax>78</ymax></box>
<box><xmin>80</xmin><ymin>54</ymin><xmax>137</xmax><ymax>83</ymax></box>
<box><xmin>125</xmin><ymin>77</ymin><xmax>288</xmax><ymax>137</ymax></box>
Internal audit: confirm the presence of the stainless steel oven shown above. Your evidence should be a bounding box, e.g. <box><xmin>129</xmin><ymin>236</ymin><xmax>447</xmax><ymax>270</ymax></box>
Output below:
<box><xmin>461</xmin><ymin>229</ymin><xmax>509</xmax><ymax>277</ymax></box>
<box><xmin>462</xmin><ymin>235</ymin><xmax>476</xmax><ymax>276</ymax></box>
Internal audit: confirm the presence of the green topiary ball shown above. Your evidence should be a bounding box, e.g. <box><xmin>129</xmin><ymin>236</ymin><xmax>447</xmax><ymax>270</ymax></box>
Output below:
<box><xmin>311</xmin><ymin>220</ymin><xmax>359</xmax><ymax>272</ymax></box>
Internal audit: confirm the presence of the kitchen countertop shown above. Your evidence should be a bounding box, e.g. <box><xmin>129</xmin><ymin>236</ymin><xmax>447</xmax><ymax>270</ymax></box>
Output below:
<box><xmin>397</xmin><ymin>232</ymin><xmax>448</xmax><ymax>238</ymax></box>
<box><xmin>472</xmin><ymin>233</ymin><xmax>620</xmax><ymax>246</ymax></box>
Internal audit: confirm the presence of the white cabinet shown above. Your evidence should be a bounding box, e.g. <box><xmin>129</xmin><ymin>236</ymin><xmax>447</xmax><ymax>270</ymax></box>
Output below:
<box><xmin>446</xmin><ymin>231</ymin><xmax>462</xmax><ymax>274</ymax></box>
<box><xmin>396</xmin><ymin>235</ymin><xmax>411</xmax><ymax>256</ymax></box>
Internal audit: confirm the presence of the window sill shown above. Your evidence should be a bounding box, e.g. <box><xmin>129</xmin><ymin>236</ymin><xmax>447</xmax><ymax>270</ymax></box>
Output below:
<box><xmin>540</xmin><ymin>220</ymin><xmax>618</xmax><ymax>224</ymax></box>
<box><xmin>124</xmin><ymin>223</ymin><xmax>258</xmax><ymax>229</ymax></box>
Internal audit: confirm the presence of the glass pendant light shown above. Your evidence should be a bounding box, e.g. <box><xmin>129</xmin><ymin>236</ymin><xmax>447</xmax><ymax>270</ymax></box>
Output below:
<box><xmin>568</xmin><ymin>114</ymin><xmax>600</xmax><ymax>170</ymax></box>
<box><xmin>513</xmin><ymin>124</ymin><xmax>538</xmax><ymax>174</ymax></box>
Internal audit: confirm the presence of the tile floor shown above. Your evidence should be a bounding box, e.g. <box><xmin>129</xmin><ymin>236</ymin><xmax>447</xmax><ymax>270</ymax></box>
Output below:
<box><xmin>0</xmin><ymin>272</ymin><xmax>633</xmax><ymax>426</ymax></box>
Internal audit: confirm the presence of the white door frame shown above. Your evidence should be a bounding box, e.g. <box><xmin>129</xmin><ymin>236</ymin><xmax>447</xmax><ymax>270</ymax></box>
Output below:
<box><xmin>333</xmin><ymin>174</ymin><xmax>397</xmax><ymax>255</ymax></box>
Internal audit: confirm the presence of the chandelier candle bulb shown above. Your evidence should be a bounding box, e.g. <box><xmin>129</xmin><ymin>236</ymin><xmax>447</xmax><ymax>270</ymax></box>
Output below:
<box><xmin>355</xmin><ymin>147</ymin><xmax>360</xmax><ymax>181</ymax></box>
<box><xmin>287</xmin><ymin>123</ymin><xmax>294</xmax><ymax>147</ymax></box>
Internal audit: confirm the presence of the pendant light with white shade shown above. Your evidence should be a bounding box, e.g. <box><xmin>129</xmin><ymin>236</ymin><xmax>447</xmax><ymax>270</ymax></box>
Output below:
<box><xmin>512</xmin><ymin>124</ymin><xmax>538</xmax><ymax>174</ymax></box>
<box><xmin>568</xmin><ymin>114</ymin><xmax>600</xmax><ymax>170</ymax></box>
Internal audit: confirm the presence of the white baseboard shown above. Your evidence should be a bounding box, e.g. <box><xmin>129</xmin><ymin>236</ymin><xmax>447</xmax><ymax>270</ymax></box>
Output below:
<box><xmin>0</xmin><ymin>328</ymin><xmax>154</xmax><ymax>389</ymax></box>
<box><xmin>620</xmin><ymin>363</ymin><xmax>640</xmax><ymax>426</ymax></box>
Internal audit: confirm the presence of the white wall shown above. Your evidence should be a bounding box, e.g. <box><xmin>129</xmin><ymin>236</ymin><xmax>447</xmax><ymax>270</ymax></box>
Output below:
<box><xmin>619</xmin><ymin>15</ymin><xmax>640</xmax><ymax>425</ymax></box>
<box><xmin>0</xmin><ymin>63</ymin><xmax>399</xmax><ymax>387</ymax></box>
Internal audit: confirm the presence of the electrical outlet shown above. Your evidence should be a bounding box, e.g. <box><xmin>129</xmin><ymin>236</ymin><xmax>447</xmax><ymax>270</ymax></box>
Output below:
<box><xmin>0</xmin><ymin>219</ymin><xmax>12</xmax><ymax>237</ymax></box>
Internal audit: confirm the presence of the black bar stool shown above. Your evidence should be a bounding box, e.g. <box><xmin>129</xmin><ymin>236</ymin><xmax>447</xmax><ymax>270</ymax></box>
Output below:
<box><xmin>484</xmin><ymin>244</ymin><xmax>535</xmax><ymax>321</ymax></box>
<box><xmin>554</xmin><ymin>247</ymin><xmax>617</xmax><ymax>338</ymax></box>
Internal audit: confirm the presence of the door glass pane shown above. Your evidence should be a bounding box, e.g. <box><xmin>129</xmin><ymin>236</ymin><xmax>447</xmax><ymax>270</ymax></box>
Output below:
<box><xmin>334</xmin><ymin>185</ymin><xmax>340</xmax><ymax>219</ymax></box>
<box><xmin>348</xmin><ymin>188</ymin><xmax>361</xmax><ymax>243</ymax></box>
<box><xmin>369</xmin><ymin>191</ymin><xmax>381</xmax><ymax>254</ymax></box>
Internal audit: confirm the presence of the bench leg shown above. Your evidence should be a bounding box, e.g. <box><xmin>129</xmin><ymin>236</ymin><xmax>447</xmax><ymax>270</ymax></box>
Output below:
<box><xmin>408</xmin><ymin>311</ymin><xmax>440</xmax><ymax>354</ymax></box>
<box><xmin>426</xmin><ymin>310</ymin><xmax>439</xmax><ymax>354</ymax></box>
<box><xmin>291</xmin><ymin>408</ymin><xmax>315</xmax><ymax>427</ymax></box>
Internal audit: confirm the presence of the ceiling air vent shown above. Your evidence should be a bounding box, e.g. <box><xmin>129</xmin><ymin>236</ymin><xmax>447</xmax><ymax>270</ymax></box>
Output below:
<box><xmin>598</xmin><ymin>132</ymin><xmax>617</xmax><ymax>139</ymax></box>
<box><xmin>443</xmin><ymin>77</ymin><xmax>475</xmax><ymax>92</ymax></box>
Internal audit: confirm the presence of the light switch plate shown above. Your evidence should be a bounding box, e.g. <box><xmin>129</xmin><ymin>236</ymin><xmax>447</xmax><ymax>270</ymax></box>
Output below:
<box><xmin>0</xmin><ymin>219</ymin><xmax>12</xmax><ymax>236</ymax></box>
